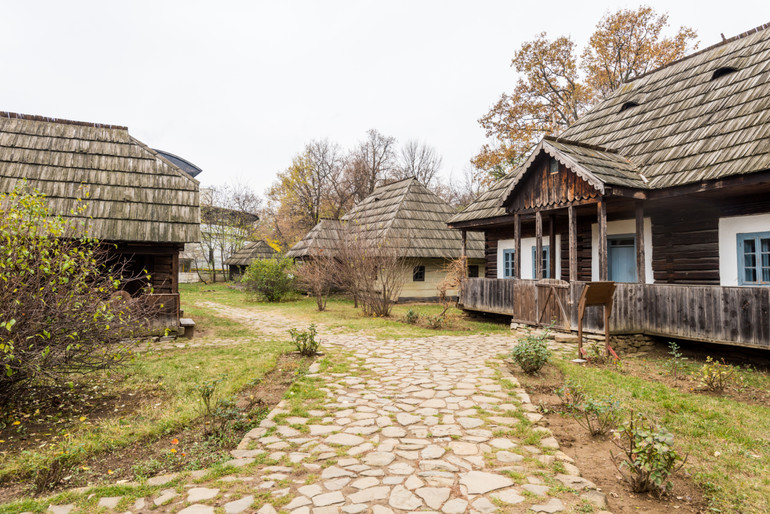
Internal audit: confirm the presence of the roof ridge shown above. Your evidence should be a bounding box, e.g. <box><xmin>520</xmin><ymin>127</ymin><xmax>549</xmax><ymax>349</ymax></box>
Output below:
<box><xmin>0</xmin><ymin>111</ymin><xmax>128</xmax><ymax>130</ymax></box>
<box><xmin>623</xmin><ymin>21</ymin><xmax>770</xmax><ymax>85</ymax></box>
<box><xmin>545</xmin><ymin>135</ymin><xmax>620</xmax><ymax>154</ymax></box>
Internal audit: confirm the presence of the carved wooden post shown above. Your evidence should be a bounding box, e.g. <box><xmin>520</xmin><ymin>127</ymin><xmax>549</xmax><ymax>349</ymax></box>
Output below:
<box><xmin>549</xmin><ymin>214</ymin><xmax>556</xmax><ymax>279</ymax></box>
<box><xmin>635</xmin><ymin>202</ymin><xmax>646</xmax><ymax>284</ymax></box>
<box><xmin>461</xmin><ymin>230</ymin><xmax>468</xmax><ymax>278</ymax></box>
<box><xmin>535</xmin><ymin>211</ymin><xmax>543</xmax><ymax>280</ymax></box>
<box><xmin>514</xmin><ymin>213</ymin><xmax>521</xmax><ymax>278</ymax></box>
<box><xmin>568</xmin><ymin>205</ymin><xmax>577</xmax><ymax>282</ymax></box>
<box><xmin>597</xmin><ymin>200</ymin><xmax>608</xmax><ymax>281</ymax></box>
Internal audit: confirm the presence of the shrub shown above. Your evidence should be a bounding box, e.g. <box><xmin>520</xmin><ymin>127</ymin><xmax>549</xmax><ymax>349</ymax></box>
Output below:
<box><xmin>242</xmin><ymin>257</ymin><xmax>295</xmax><ymax>302</ymax></box>
<box><xmin>426</xmin><ymin>314</ymin><xmax>445</xmax><ymax>329</ymax></box>
<box><xmin>610</xmin><ymin>412</ymin><xmax>686</xmax><ymax>494</ymax></box>
<box><xmin>403</xmin><ymin>309</ymin><xmax>420</xmax><ymax>325</ymax></box>
<box><xmin>0</xmin><ymin>185</ymin><xmax>156</xmax><ymax>402</ymax></box>
<box><xmin>511</xmin><ymin>327</ymin><xmax>552</xmax><ymax>375</ymax></box>
<box><xmin>664</xmin><ymin>341</ymin><xmax>688</xmax><ymax>379</ymax></box>
<box><xmin>289</xmin><ymin>324</ymin><xmax>321</xmax><ymax>356</ymax></box>
<box><xmin>557</xmin><ymin>381</ymin><xmax>620</xmax><ymax>436</ymax></box>
<box><xmin>695</xmin><ymin>356</ymin><xmax>738</xmax><ymax>392</ymax></box>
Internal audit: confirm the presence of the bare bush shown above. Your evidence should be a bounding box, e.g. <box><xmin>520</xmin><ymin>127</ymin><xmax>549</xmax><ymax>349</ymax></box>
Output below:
<box><xmin>294</xmin><ymin>250</ymin><xmax>337</xmax><ymax>311</ymax></box>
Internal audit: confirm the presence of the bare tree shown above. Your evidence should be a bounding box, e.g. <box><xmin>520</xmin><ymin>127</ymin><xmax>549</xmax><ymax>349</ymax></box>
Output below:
<box><xmin>392</xmin><ymin>140</ymin><xmax>443</xmax><ymax>188</ymax></box>
<box><xmin>334</xmin><ymin>223</ymin><xmax>411</xmax><ymax>317</ymax></box>
<box><xmin>346</xmin><ymin>129</ymin><xmax>397</xmax><ymax>202</ymax></box>
<box><xmin>438</xmin><ymin>165</ymin><xmax>487</xmax><ymax>210</ymax></box>
<box><xmin>294</xmin><ymin>250</ymin><xmax>337</xmax><ymax>311</ymax></box>
<box><xmin>196</xmin><ymin>183</ymin><xmax>262</xmax><ymax>281</ymax></box>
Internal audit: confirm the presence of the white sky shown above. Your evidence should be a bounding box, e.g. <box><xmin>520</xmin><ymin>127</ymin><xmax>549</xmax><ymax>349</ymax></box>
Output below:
<box><xmin>2</xmin><ymin>1</ymin><xmax>768</xmax><ymax>194</ymax></box>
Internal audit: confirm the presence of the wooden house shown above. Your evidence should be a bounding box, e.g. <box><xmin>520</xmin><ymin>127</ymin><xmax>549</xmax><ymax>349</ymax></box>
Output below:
<box><xmin>224</xmin><ymin>240</ymin><xmax>278</xmax><ymax>280</ymax></box>
<box><xmin>449</xmin><ymin>23</ymin><xmax>770</xmax><ymax>349</ymax></box>
<box><xmin>0</xmin><ymin>111</ymin><xmax>200</xmax><ymax>329</ymax></box>
<box><xmin>288</xmin><ymin>178</ymin><xmax>485</xmax><ymax>301</ymax></box>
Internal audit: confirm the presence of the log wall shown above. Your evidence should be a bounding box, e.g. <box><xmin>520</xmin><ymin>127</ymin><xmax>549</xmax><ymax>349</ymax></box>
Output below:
<box><xmin>460</xmin><ymin>278</ymin><xmax>770</xmax><ymax>349</ymax></box>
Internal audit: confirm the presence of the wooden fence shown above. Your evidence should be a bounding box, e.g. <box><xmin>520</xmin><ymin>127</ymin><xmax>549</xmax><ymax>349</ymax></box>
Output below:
<box><xmin>459</xmin><ymin>279</ymin><xmax>770</xmax><ymax>349</ymax></box>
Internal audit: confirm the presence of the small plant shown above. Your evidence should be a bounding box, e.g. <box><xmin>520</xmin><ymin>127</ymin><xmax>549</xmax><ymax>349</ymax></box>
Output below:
<box><xmin>557</xmin><ymin>381</ymin><xmax>620</xmax><ymax>436</ymax></box>
<box><xmin>585</xmin><ymin>341</ymin><xmax>614</xmax><ymax>365</ymax></box>
<box><xmin>610</xmin><ymin>412</ymin><xmax>686</xmax><ymax>494</ymax></box>
<box><xmin>664</xmin><ymin>341</ymin><xmax>688</xmax><ymax>379</ymax></box>
<box><xmin>511</xmin><ymin>326</ymin><xmax>552</xmax><ymax>375</ymax></box>
<box><xmin>289</xmin><ymin>324</ymin><xmax>321</xmax><ymax>356</ymax></box>
<box><xmin>403</xmin><ymin>309</ymin><xmax>420</xmax><ymax>325</ymax></box>
<box><xmin>426</xmin><ymin>314</ymin><xmax>445</xmax><ymax>329</ymax></box>
<box><xmin>695</xmin><ymin>356</ymin><xmax>738</xmax><ymax>392</ymax></box>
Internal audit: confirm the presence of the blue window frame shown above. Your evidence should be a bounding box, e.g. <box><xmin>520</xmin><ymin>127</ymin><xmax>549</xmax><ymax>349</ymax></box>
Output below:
<box><xmin>532</xmin><ymin>246</ymin><xmax>551</xmax><ymax>279</ymax></box>
<box><xmin>503</xmin><ymin>249</ymin><xmax>515</xmax><ymax>278</ymax></box>
<box><xmin>737</xmin><ymin>232</ymin><xmax>770</xmax><ymax>285</ymax></box>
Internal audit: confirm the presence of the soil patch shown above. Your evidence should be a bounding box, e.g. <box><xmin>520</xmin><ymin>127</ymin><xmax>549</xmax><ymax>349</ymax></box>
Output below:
<box><xmin>515</xmin><ymin>364</ymin><xmax>708</xmax><ymax>514</ymax></box>
<box><xmin>0</xmin><ymin>352</ymin><xmax>312</xmax><ymax>502</ymax></box>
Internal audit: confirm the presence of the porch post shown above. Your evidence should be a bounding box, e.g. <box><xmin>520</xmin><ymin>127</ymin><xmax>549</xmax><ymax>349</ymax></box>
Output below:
<box><xmin>535</xmin><ymin>210</ymin><xmax>543</xmax><ymax>279</ymax></box>
<box><xmin>568</xmin><ymin>205</ymin><xmax>577</xmax><ymax>282</ymax></box>
<box><xmin>598</xmin><ymin>200</ymin><xmax>608</xmax><ymax>281</ymax></box>
<box><xmin>461</xmin><ymin>230</ymin><xmax>468</xmax><ymax>278</ymax></box>
<box><xmin>635</xmin><ymin>202</ymin><xmax>646</xmax><ymax>283</ymax></box>
<box><xmin>514</xmin><ymin>213</ymin><xmax>521</xmax><ymax>278</ymax></box>
<box><xmin>548</xmin><ymin>214</ymin><xmax>556</xmax><ymax>279</ymax></box>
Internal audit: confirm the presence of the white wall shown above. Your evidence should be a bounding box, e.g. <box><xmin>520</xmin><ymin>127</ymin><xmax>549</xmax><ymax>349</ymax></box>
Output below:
<box><xmin>497</xmin><ymin>236</ymin><xmax>561</xmax><ymax>279</ymax></box>
<box><xmin>591</xmin><ymin>218</ymin><xmax>653</xmax><ymax>283</ymax></box>
<box><xmin>718</xmin><ymin>213</ymin><xmax>770</xmax><ymax>286</ymax></box>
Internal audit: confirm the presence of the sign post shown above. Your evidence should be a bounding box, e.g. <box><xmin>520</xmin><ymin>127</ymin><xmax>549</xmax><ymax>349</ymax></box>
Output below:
<box><xmin>577</xmin><ymin>281</ymin><xmax>616</xmax><ymax>357</ymax></box>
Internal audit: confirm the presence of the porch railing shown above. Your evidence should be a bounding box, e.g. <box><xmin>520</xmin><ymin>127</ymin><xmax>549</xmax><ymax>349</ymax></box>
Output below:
<box><xmin>459</xmin><ymin>278</ymin><xmax>770</xmax><ymax>349</ymax></box>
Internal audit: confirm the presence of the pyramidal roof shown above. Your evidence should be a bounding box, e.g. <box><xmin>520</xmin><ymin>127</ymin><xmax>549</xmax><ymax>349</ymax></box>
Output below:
<box><xmin>285</xmin><ymin>218</ymin><xmax>344</xmax><ymax>258</ymax></box>
<box><xmin>288</xmin><ymin>177</ymin><xmax>484</xmax><ymax>259</ymax></box>
<box><xmin>224</xmin><ymin>240</ymin><xmax>278</xmax><ymax>266</ymax></box>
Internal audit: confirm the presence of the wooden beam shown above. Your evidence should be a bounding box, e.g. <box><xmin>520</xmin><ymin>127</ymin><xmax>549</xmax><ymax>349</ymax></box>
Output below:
<box><xmin>461</xmin><ymin>230</ymin><xmax>468</xmax><ymax>278</ymax></box>
<box><xmin>535</xmin><ymin>211</ymin><xmax>543</xmax><ymax>280</ymax></box>
<box><xmin>568</xmin><ymin>205</ymin><xmax>577</xmax><ymax>282</ymax></box>
<box><xmin>598</xmin><ymin>200</ymin><xmax>608</xmax><ymax>281</ymax></box>
<box><xmin>548</xmin><ymin>214</ymin><xmax>556</xmax><ymax>279</ymax></box>
<box><xmin>635</xmin><ymin>202</ymin><xmax>646</xmax><ymax>283</ymax></box>
<box><xmin>514</xmin><ymin>213</ymin><xmax>521</xmax><ymax>278</ymax></box>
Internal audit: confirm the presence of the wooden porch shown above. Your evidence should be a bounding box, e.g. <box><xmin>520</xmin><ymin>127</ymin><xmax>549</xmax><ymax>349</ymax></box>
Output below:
<box><xmin>460</xmin><ymin>278</ymin><xmax>770</xmax><ymax>349</ymax></box>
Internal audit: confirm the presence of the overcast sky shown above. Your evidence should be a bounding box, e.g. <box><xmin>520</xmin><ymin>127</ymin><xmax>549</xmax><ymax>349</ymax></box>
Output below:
<box><xmin>2</xmin><ymin>1</ymin><xmax>768</xmax><ymax>194</ymax></box>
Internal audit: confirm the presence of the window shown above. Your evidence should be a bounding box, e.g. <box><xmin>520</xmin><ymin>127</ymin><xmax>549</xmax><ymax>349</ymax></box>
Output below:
<box><xmin>532</xmin><ymin>246</ymin><xmax>551</xmax><ymax>278</ymax></box>
<box><xmin>619</xmin><ymin>100</ymin><xmax>640</xmax><ymax>113</ymax></box>
<box><xmin>468</xmin><ymin>265</ymin><xmax>479</xmax><ymax>278</ymax></box>
<box><xmin>549</xmin><ymin>158</ymin><xmax>559</xmax><ymax>174</ymax></box>
<box><xmin>712</xmin><ymin>66</ymin><xmax>738</xmax><ymax>81</ymax></box>
<box><xmin>503</xmin><ymin>249</ymin><xmax>515</xmax><ymax>278</ymax></box>
<box><xmin>737</xmin><ymin>232</ymin><xmax>770</xmax><ymax>285</ymax></box>
<box><xmin>413</xmin><ymin>265</ymin><xmax>425</xmax><ymax>282</ymax></box>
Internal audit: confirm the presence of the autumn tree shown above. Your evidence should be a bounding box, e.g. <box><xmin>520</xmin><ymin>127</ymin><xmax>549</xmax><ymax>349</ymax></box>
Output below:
<box><xmin>474</xmin><ymin>6</ymin><xmax>698</xmax><ymax>180</ymax></box>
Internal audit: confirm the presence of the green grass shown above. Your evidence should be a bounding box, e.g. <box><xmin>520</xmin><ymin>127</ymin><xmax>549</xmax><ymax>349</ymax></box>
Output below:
<box><xmin>554</xmin><ymin>357</ymin><xmax>770</xmax><ymax>513</ymax></box>
<box><xmin>0</xmin><ymin>302</ymin><xmax>291</xmax><ymax>498</ymax></box>
<box><xmin>180</xmin><ymin>283</ymin><xmax>510</xmax><ymax>339</ymax></box>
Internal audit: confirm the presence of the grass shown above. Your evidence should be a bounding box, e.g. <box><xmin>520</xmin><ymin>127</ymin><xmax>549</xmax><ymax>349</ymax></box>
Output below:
<box><xmin>0</xmin><ymin>299</ymin><xmax>291</xmax><ymax>501</ymax></box>
<box><xmin>554</xmin><ymin>356</ymin><xmax>770</xmax><ymax>513</ymax></box>
<box><xmin>180</xmin><ymin>282</ymin><xmax>510</xmax><ymax>339</ymax></box>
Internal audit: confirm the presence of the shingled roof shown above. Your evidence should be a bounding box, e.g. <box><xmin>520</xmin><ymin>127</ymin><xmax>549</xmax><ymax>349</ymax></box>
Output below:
<box><xmin>0</xmin><ymin>112</ymin><xmax>200</xmax><ymax>243</ymax></box>
<box><xmin>224</xmin><ymin>240</ymin><xmax>278</xmax><ymax>266</ymax></box>
<box><xmin>451</xmin><ymin>22</ymin><xmax>770</xmax><ymax>224</ymax></box>
<box><xmin>286</xmin><ymin>219</ymin><xmax>343</xmax><ymax>258</ymax></box>
<box><xmin>288</xmin><ymin>178</ymin><xmax>484</xmax><ymax>259</ymax></box>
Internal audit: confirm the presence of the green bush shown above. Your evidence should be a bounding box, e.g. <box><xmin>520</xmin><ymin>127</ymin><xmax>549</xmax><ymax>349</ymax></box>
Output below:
<box><xmin>695</xmin><ymin>356</ymin><xmax>739</xmax><ymax>392</ymax></box>
<box><xmin>0</xmin><ymin>185</ymin><xmax>154</xmax><ymax>402</ymax></box>
<box><xmin>557</xmin><ymin>381</ymin><xmax>620</xmax><ymax>436</ymax></box>
<box><xmin>611</xmin><ymin>412</ymin><xmax>686</xmax><ymax>494</ymax></box>
<box><xmin>242</xmin><ymin>257</ymin><xmax>295</xmax><ymax>302</ymax></box>
<box><xmin>664</xmin><ymin>341</ymin><xmax>688</xmax><ymax>379</ymax></box>
<box><xmin>289</xmin><ymin>324</ymin><xmax>320</xmax><ymax>356</ymax></box>
<box><xmin>511</xmin><ymin>327</ymin><xmax>552</xmax><ymax>375</ymax></box>
<box><xmin>403</xmin><ymin>309</ymin><xmax>420</xmax><ymax>325</ymax></box>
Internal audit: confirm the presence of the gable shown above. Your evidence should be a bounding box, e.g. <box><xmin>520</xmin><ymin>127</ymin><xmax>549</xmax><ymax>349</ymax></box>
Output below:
<box><xmin>506</xmin><ymin>154</ymin><xmax>601</xmax><ymax>213</ymax></box>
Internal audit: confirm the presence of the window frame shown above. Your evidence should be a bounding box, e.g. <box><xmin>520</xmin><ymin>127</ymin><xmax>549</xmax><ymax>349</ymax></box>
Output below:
<box><xmin>412</xmin><ymin>265</ymin><xmax>426</xmax><ymax>282</ymax></box>
<box><xmin>737</xmin><ymin>231</ymin><xmax>770</xmax><ymax>286</ymax></box>
<box><xmin>531</xmin><ymin>245</ymin><xmax>551</xmax><ymax>279</ymax></box>
<box><xmin>502</xmin><ymin>249</ymin><xmax>515</xmax><ymax>278</ymax></box>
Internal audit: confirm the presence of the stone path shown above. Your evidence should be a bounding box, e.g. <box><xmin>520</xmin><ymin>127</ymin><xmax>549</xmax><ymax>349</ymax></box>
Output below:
<box><xmin>43</xmin><ymin>303</ymin><xmax>608</xmax><ymax>514</ymax></box>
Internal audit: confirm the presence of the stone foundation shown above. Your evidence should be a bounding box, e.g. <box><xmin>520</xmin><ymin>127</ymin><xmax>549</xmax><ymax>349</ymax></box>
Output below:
<box><xmin>510</xmin><ymin>322</ymin><xmax>656</xmax><ymax>354</ymax></box>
